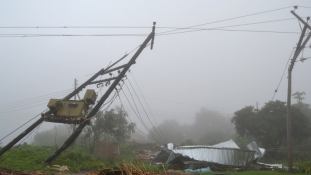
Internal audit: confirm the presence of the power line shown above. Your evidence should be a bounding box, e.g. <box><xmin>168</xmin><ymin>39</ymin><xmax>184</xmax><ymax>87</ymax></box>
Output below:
<box><xmin>157</xmin><ymin>6</ymin><xmax>293</xmax><ymax>35</ymax></box>
<box><xmin>0</xmin><ymin>29</ymin><xmax>303</xmax><ymax>38</ymax></box>
<box><xmin>128</xmin><ymin>71</ymin><xmax>167</xmax><ymax>143</ymax></box>
<box><xmin>0</xmin><ymin>34</ymin><xmax>148</xmax><ymax>37</ymax></box>
<box><xmin>298</xmin><ymin>6</ymin><xmax>311</xmax><ymax>9</ymax></box>
<box><xmin>157</xmin><ymin>18</ymin><xmax>303</xmax><ymax>36</ymax></box>
<box><xmin>122</xmin><ymin>82</ymin><xmax>165</xmax><ymax>144</ymax></box>
<box><xmin>271</xmin><ymin>48</ymin><xmax>295</xmax><ymax>101</ymax></box>
<box><xmin>0</xmin><ymin>18</ymin><xmax>300</xmax><ymax>31</ymax></box>
<box><xmin>16</xmin><ymin>122</ymin><xmax>42</xmax><ymax>146</ymax></box>
<box><xmin>0</xmin><ymin>102</ymin><xmax>51</xmax><ymax>114</ymax></box>
<box><xmin>0</xmin><ymin>91</ymin><xmax>72</xmax><ymax>111</ymax></box>
<box><xmin>126</xmin><ymin>78</ymin><xmax>167</xmax><ymax>144</ymax></box>
<box><xmin>0</xmin><ymin>26</ymin><xmax>153</xmax><ymax>29</ymax></box>
<box><xmin>158</xmin><ymin>28</ymin><xmax>303</xmax><ymax>36</ymax></box>
<box><xmin>117</xmin><ymin>92</ymin><xmax>162</xmax><ymax>143</ymax></box>
<box><xmin>0</xmin><ymin>88</ymin><xmax>73</xmax><ymax>106</ymax></box>
<box><xmin>0</xmin><ymin>17</ymin><xmax>307</xmax><ymax>38</ymax></box>
<box><xmin>0</xmin><ymin>109</ymin><xmax>47</xmax><ymax>142</ymax></box>
<box><xmin>120</xmin><ymin>84</ymin><xmax>164</xmax><ymax>144</ymax></box>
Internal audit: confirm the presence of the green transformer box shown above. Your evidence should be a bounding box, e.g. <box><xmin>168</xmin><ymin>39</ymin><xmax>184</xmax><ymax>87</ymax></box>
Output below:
<box><xmin>44</xmin><ymin>89</ymin><xmax>97</xmax><ymax>124</ymax></box>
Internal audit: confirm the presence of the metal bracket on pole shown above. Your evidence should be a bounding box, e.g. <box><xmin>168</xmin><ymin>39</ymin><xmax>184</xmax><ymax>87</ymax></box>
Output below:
<box><xmin>291</xmin><ymin>11</ymin><xmax>311</xmax><ymax>31</ymax></box>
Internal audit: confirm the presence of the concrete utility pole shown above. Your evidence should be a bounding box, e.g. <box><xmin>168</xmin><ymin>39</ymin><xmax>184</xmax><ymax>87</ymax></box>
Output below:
<box><xmin>74</xmin><ymin>79</ymin><xmax>77</xmax><ymax>100</ymax></box>
<box><xmin>287</xmin><ymin>11</ymin><xmax>311</xmax><ymax>172</ymax></box>
<box><xmin>44</xmin><ymin>22</ymin><xmax>156</xmax><ymax>163</ymax></box>
<box><xmin>0</xmin><ymin>39</ymin><xmax>136</xmax><ymax>157</ymax></box>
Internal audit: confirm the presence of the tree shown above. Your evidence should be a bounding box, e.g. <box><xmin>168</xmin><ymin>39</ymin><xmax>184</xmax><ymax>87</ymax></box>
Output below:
<box><xmin>78</xmin><ymin>106</ymin><xmax>135</xmax><ymax>153</ymax></box>
<box><xmin>91</xmin><ymin>106</ymin><xmax>135</xmax><ymax>144</ymax></box>
<box><xmin>292</xmin><ymin>91</ymin><xmax>306</xmax><ymax>103</ymax></box>
<box><xmin>231</xmin><ymin>100</ymin><xmax>310</xmax><ymax>149</ymax></box>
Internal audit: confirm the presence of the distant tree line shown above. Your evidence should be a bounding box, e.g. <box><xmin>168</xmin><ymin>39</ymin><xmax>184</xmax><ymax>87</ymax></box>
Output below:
<box><xmin>149</xmin><ymin>91</ymin><xmax>311</xmax><ymax>151</ymax></box>
<box><xmin>148</xmin><ymin>108</ymin><xmax>235</xmax><ymax>145</ymax></box>
<box><xmin>231</xmin><ymin>91</ymin><xmax>311</xmax><ymax>149</ymax></box>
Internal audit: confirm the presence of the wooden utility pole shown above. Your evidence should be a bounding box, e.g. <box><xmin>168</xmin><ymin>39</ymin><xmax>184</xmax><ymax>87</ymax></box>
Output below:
<box><xmin>287</xmin><ymin>11</ymin><xmax>310</xmax><ymax>172</ymax></box>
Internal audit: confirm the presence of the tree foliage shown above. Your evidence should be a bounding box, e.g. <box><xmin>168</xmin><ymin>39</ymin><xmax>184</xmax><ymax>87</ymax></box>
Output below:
<box><xmin>91</xmin><ymin>106</ymin><xmax>135</xmax><ymax>144</ymax></box>
<box><xmin>231</xmin><ymin>100</ymin><xmax>311</xmax><ymax>149</ymax></box>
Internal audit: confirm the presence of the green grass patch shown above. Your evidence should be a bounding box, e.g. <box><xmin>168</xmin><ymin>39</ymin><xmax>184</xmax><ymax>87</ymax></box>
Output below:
<box><xmin>0</xmin><ymin>143</ymin><xmax>105</xmax><ymax>172</ymax></box>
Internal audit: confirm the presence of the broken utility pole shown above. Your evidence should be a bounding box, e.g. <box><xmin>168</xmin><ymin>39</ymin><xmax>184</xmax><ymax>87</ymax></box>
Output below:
<box><xmin>0</xmin><ymin>22</ymin><xmax>156</xmax><ymax>162</ymax></box>
<box><xmin>287</xmin><ymin>10</ymin><xmax>310</xmax><ymax>172</ymax></box>
<box><xmin>45</xmin><ymin>22</ymin><xmax>156</xmax><ymax>162</ymax></box>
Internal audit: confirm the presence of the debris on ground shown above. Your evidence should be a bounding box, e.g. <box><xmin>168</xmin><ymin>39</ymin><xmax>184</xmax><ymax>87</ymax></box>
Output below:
<box><xmin>0</xmin><ymin>167</ymin><xmax>41</xmax><ymax>175</ymax></box>
<box><xmin>46</xmin><ymin>165</ymin><xmax>69</xmax><ymax>171</ymax></box>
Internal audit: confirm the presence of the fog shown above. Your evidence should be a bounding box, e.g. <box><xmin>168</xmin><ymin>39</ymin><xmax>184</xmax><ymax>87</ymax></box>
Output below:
<box><xmin>1</xmin><ymin>1</ymin><xmax>311</xmax><ymax>146</ymax></box>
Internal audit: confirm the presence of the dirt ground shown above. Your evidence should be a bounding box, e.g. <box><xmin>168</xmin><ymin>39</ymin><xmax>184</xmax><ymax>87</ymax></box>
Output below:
<box><xmin>0</xmin><ymin>167</ymin><xmax>191</xmax><ymax>175</ymax></box>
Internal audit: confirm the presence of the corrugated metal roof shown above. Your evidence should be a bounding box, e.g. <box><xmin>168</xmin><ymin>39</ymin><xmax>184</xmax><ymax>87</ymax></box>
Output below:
<box><xmin>171</xmin><ymin>140</ymin><xmax>256</xmax><ymax>167</ymax></box>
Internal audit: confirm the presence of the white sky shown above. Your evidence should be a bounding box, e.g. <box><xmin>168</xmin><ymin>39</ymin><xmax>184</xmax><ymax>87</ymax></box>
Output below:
<box><xmin>0</xmin><ymin>0</ymin><xmax>311</xmax><ymax>145</ymax></box>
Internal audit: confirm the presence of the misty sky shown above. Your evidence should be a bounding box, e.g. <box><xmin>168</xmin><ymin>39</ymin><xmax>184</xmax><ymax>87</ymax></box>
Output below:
<box><xmin>1</xmin><ymin>1</ymin><xmax>311</xmax><ymax>145</ymax></box>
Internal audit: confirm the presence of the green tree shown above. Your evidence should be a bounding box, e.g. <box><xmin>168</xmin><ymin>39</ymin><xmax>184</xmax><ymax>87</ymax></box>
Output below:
<box><xmin>231</xmin><ymin>100</ymin><xmax>310</xmax><ymax>149</ymax></box>
<box><xmin>79</xmin><ymin>106</ymin><xmax>135</xmax><ymax>153</ymax></box>
<box><xmin>91</xmin><ymin>106</ymin><xmax>135</xmax><ymax>145</ymax></box>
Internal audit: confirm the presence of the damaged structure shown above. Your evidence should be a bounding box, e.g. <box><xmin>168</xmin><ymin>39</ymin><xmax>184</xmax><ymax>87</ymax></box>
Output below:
<box><xmin>154</xmin><ymin>139</ymin><xmax>266</xmax><ymax>170</ymax></box>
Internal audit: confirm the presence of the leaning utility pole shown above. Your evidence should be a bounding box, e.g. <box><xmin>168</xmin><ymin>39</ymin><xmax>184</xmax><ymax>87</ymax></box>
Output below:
<box><xmin>0</xmin><ymin>22</ymin><xmax>156</xmax><ymax>158</ymax></box>
<box><xmin>287</xmin><ymin>10</ymin><xmax>310</xmax><ymax>172</ymax></box>
<box><xmin>44</xmin><ymin>22</ymin><xmax>156</xmax><ymax>163</ymax></box>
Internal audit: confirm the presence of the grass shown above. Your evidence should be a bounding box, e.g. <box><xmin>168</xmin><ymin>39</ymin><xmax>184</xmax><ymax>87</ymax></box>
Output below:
<box><xmin>1</xmin><ymin>143</ymin><xmax>311</xmax><ymax>174</ymax></box>
<box><xmin>0</xmin><ymin>143</ymin><xmax>105</xmax><ymax>172</ymax></box>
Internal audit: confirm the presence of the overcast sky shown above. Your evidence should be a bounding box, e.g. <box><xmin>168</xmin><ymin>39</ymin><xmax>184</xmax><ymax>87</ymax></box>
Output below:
<box><xmin>0</xmin><ymin>1</ymin><xmax>311</xmax><ymax>145</ymax></box>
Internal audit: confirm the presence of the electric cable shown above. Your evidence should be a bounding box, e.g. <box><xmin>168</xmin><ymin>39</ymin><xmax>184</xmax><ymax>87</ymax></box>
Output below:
<box><xmin>157</xmin><ymin>6</ymin><xmax>293</xmax><ymax>35</ymax></box>
<box><xmin>157</xmin><ymin>18</ymin><xmax>303</xmax><ymax>36</ymax></box>
<box><xmin>117</xmin><ymin>92</ymin><xmax>162</xmax><ymax>144</ymax></box>
<box><xmin>0</xmin><ymin>88</ymin><xmax>73</xmax><ymax>106</ymax></box>
<box><xmin>298</xmin><ymin>6</ymin><xmax>311</xmax><ymax>9</ymax></box>
<box><xmin>122</xmin><ymin>82</ymin><xmax>164</xmax><ymax>144</ymax></box>
<box><xmin>271</xmin><ymin>47</ymin><xmax>295</xmax><ymax>101</ymax></box>
<box><xmin>122</xmin><ymin>82</ymin><xmax>165</xmax><ymax>144</ymax></box>
<box><xmin>127</xmin><ymin>73</ymin><xmax>167</xmax><ymax>143</ymax></box>
<box><xmin>120</xmin><ymin>84</ymin><xmax>163</xmax><ymax>144</ymax></box>
<box><xmin>0</xmin><ymin>121</ymin><xmax>43</xmax><ymax>164</ymax></box>
<box><xmin>126</xmin><ymin>79</ymin><xmax>167</xmax><ymax>143</ymax></box>
<box><xmin>0</xmin><ymin>34</ymin><xmax>148</xmax><ymax>37</ymax></box>
<box><xmin>0</xmin><ymin>91</ymin><xmax>73</xmax><ymax>111</ymax></box>
<box><xmin>0</xmin><ymin>17</ymin><xmax>307</xmax><ymax>38</ymax></box>
<box><xmin>158</xmin><ymin>28</ymin><xmax>302</xmax><ymax>37</ymax></box>
<box><xmin>0</xmin><ymin>109</ymin><xmax>48</xmax><ymax>142</ymax></box>
<box><xmin>16</xmin><ymin>121</ymin><xmax>42</xmax><ymax>147</ymax></box>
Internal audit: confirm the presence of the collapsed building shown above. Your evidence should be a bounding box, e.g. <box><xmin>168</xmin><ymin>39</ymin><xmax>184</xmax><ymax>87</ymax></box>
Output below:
<box><xmin>154</xmin><ymin>139</ymin><xmax>266</xmax><ymax>170</ymax></box>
